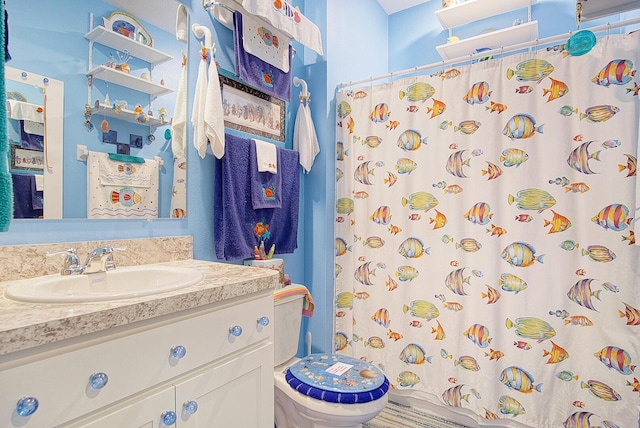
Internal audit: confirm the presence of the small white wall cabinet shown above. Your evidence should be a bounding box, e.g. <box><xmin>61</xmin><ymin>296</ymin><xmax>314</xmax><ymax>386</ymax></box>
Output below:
<box><xmin>435</xmin><ymin>0</ymin><xmax>538</xmax><ymax>60</ymax></box>
<box><xmin>0</xmin><ymin>291</ymin><xmax>274</xmax><ymax>428</ymax></box>
<box><xmin>84</xmin><ymin>14</ymin><xmax>174</xmax><ymax>128</ymax></box>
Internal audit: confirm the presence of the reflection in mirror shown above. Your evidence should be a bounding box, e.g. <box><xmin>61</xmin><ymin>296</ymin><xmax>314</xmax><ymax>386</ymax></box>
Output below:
<box><xmin>5</xmin><ymin>66</ymin><xmax>64</xmax><ymax>219</ymax></box>
<box><xmin>6</xmin><ymin>0</ymin><xmax>188</xmax><ymax>219</ymax></box>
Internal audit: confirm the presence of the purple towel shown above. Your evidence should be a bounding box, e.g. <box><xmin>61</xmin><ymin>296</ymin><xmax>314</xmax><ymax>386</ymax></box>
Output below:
<box><xmin>215</xmin><ymin>133</ymin><xmax>299</xmax><ymax>261</ymax></box>
<box><xmin>234</xmin><ymin>11</ymin><xmax>292</xmax><ymax>102</ymax></box>
<box><xmin>250</xmin><ymin>140</ymin><xmax>282</xmax><ymax>209</ymax></box>
<box><xmin>11</xmin><ymin>174</ymin><xmax>42</xmax><ymax>219</ymax></box>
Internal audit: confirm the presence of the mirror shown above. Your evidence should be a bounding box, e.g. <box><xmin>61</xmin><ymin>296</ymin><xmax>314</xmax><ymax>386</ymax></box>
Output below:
<box><xmin>6</xmin><ymin>0</ymin><xmax>188</xmax><ymax>219</ymax></box>
<box><xmin>5</xmin><ymin>67</ymin><xmax>64</xmax><ymax>219</ymax></box>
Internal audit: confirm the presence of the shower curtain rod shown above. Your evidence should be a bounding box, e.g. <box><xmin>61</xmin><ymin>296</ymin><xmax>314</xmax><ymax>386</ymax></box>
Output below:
<box><xmin>337</xmin><ymin>16</ymin><xmax>640</xmax><ymax>89</ymax></box>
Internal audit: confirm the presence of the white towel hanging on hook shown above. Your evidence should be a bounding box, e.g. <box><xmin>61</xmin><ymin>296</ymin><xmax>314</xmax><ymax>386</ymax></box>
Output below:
<box><xmin>292</xmin><ymin>76</ymin><xmax>319</xmax><ymax>173</ymax></box>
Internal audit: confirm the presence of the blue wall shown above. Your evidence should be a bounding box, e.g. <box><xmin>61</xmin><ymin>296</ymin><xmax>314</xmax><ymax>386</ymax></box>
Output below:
<box><xmin>2</xmin><ymin>0</ymin><xmax>639</xmax><ymax>357</ymax></box>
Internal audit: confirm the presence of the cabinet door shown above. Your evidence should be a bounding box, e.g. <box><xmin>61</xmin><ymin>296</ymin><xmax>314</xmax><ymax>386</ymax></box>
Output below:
<box><xmin>175</xmin><ymin>343</ymin><xmax>274</xmax><ymax>428</ymax></box>
<box><xmin>61</xmin><ymin>387</ymin><xmax>175</xmax><ymax>428</ymax></box>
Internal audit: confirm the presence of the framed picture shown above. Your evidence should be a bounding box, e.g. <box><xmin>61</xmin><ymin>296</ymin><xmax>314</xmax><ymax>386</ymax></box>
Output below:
<box><xmin>10</xmin><ymin>145</ymin><xmax>44</xmax><ymax>172</ymax></box>
<box><xmin>103</xmin><ymin>130</ymin><xmax>118</xmax><ymax>144</ymax></box>
<box><xmin>116</xmin><ymin>143</ymin><xmax>130</xmax><ymax>155</ymax></box>
<box><xmin>219</xmin><ymin>74</ymin><xmax>285</xmax><ymax>142</ymax></box>
<box><xmin>130</xmin><ymin>134</ymin><xmax>143</xmax><ymax>148</ymax></box>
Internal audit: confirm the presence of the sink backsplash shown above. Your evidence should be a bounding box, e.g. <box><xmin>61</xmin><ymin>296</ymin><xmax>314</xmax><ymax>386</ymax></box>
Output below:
<box><xmin>0</xmin><ymin>236</ymin><xmax>193</xmax><ymax>282</ymax></box>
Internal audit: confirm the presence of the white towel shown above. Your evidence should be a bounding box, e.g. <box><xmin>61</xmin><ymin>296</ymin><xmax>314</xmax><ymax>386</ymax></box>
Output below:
<box><xmin>171</xmin><ymin>58</ymin><xmax>188</xmax><ymax>159</ymax></box>
<box><xmin>87</xmin><ymin>152</ymin><xmax>159</xmax><ymax>219</ymax></box>
<box><xmin>293</xmin><ymin>102</ymin><xmax>319</xmax><ymax>173</ymax></box>
<box><xmin>34</xmin><ymin>174</ymin><xmax>44</xmax><ymax>191</ymax></box>
<box><xmin>98</xmin><ymin>155</ymin><xmax>153</xmax><ymax>188</ymax></box>
<box><xmin>204</xmin><ymin>55</ymin><xmax>226</xmax><ymax>159</ymax></box>
<box><xmin>175</xmin><ymin>4</ymin><xmax>188</xmax><ymax>43</ymax></box>
<box><xmin>192</xmin><ymin>50</ymin><xmax>208</xmax><ymax>159</ymax></box>
<box><xmin>253</xmin><ymin>139</ymin><xmax>278</xmax><ymax>173</ymax></box>
<box><xmin>242</xmin><ymin>12</ymin><xmax>291</xmax><ymax>72</ymax></box>
<box><xmin>241</xmin><ymin>0</ymin><xmax>323</xmax><ymax>55</ymax></box>
<box><xmin>7</xmin><ymin>100</ymin><xmax>44</xmax><ymax>122</ymax></box>
<box><xmin>23</xmin><ymin>120</ymin><xmax>44</xmax><ymax>136</ymax></box>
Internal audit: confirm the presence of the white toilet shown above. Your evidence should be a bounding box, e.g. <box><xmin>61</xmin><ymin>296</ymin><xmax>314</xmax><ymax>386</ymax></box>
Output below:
<box><xmin>273</xmin><ymin>284</ymin><xmax>389</xmax><ymax>428</ymax></box>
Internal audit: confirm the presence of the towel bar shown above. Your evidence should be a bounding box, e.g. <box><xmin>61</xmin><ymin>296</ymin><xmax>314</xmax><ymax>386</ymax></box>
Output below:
<box><xmin>76</xmin><ymin>145</ymin><xmax>164</xmax><ymax>166</ymax></box>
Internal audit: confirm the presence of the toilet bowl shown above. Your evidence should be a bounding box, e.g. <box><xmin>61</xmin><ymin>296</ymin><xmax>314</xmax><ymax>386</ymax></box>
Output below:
<box><xmin>273</xmin><ymin>285</ymin><xmax>389</xmax><ymax>428</ymax></box>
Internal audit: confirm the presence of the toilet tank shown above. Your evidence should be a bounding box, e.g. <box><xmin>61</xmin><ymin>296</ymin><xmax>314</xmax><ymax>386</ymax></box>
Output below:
<box><xmin>273</xmin><ymin>285</ymin><xmax>305</xmax><ymax>367</ymax></box>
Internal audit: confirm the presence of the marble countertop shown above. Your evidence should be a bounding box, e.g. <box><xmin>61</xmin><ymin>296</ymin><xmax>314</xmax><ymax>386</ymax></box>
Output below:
<box><xmin>0</xmin><ymin>259</ymin><xmax>278</xmax><ymax>356</ymax></box>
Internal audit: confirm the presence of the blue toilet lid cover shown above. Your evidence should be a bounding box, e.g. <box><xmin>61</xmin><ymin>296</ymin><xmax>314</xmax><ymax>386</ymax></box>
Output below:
<box><xmin>285</xmin><ymin>353</ymin><xmax>389</xmax><ymax>404</ymax></box>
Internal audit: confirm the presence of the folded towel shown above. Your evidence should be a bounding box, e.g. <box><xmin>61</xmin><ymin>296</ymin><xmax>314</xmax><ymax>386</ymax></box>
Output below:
<box><xmin>242</xmin><ymin>12</ymin><xmax>291</xmax><ymax>72</ymax></box>
<box><xmin>241</xmin><ymin>0</ymin><xmax>323</xmax><ymax>55</ymax></box>
<box><xmin>273</xmin><ymin>284</ymin><xmax>315</xmax><ymax>317</ymax></box>
<box><xmin>19</xmin><ymin>120</ymin><xmax>44</xmax><ymax>151</ymax></box>
<box><xmin>99</xmin><ymin>153</ymin><xmax>152</xmax><ymax>187</ymax></box>
<box><xmin>254</xmin><ymin>138</ymin><xmax>277</xmax><ymax>173</ymax></box>
<box><xmin>204</xmin><ymin>49</ymin><xmax>225</xmax><ymax>159</ymax></box>
<box><xmin>11</xmin><ymin>174</ymin><xmax>41</xmax><ymax>219</ymax></box>
<box><xmin>88</xmin><ymin>151</ymin><xmax>159</xmax><ymax>219</ymax></box>
<box><xmin>175</xmin><ymin>4</ymin><xmax>188</xmax><ymax>43</ymax></box>
<box><xmin>250</xmin><ymin>140</ymin><xmax>282</xmax><ymax>209</ymax></box>
<box><xmin>214</xmin><ymin>133</ymin><xmax>299</xmax><ymax>260</ymax></box>
<box><xmin>234</xmin><ymin>12</ymin><xmax>292</xmax><ymax>102</ymax></box>
<box><xmin>6</xmin><ymin>100</ymin><xmax>43</xmax><ymax>122</ymax></box>
<box><xmin>293</xmin><ymin>101</ymin><xmax>320</xmax><ymax>173</ymax></box>
<box><xmin>23</xmin><ymin>119</ymin><xmax>43</xmax><ymax>136</ymax></box>
<box><xmin>34</xmin><ymin>173</ymin><xmax>44</xmax><ymax>191</ymax></box>
<box><xmin>191</xmin><ymin>49</ymin><xmax>208</xmax><ymax>158</ymax></box>
<box><xmin>108</xmin><ymin>153</ymin><xmax>145</xmax><ymax>164</ymax></box>
<box><xmin>171</xmin><ymin>56</ymin><xmax>188</xmax><ymax>158</ymax></box>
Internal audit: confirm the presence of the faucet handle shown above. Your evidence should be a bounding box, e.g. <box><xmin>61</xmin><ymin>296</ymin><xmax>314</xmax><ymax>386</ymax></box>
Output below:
<box><xmin>46</xmin><ymin>248</ymin><xmax>81</xmax><ymax>275</ymax></box>
<box><xmin>46</xmin><ymin>248</ymin><xmax>80</xmax><ymax>267</ymax></box>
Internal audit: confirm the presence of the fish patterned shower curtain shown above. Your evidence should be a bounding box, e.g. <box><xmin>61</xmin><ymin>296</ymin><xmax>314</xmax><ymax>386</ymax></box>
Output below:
<box><xmin>334</xmin><ymin>32</ymin><xmax>640</xmax><ymax>428</ymax></box>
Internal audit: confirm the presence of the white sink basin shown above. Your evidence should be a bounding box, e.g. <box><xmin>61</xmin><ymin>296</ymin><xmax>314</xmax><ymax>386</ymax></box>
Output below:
<box><xmin>4</xmin><ymin>265</ymin><xmax>204</xmax><ymax>303</ymax></box>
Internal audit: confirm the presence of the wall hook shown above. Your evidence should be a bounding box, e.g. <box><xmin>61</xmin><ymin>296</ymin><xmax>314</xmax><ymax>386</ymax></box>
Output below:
<box><xmin>293</xmin><ymin>76</ymin><xmax>310</xmax><ymax>104</ymax></box>
<box><xmin>192</xmin><ymin>23</ymin><xmax>215</xmax><ymax>54</ymax></box>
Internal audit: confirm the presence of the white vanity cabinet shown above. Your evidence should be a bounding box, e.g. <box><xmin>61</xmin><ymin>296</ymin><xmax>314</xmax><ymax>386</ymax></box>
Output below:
<box><xmin>0</xmin><ymin>290</ymin><xmax>274</xmax><ymax>428</ymax></box>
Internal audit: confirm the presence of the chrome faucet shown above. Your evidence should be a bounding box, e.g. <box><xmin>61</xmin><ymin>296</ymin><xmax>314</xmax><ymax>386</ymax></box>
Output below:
<box><xmin>81</xmin><ymin>247</ymin><xmax>118</xmax><ymax>274</ymax></box>
<box><xmin>47</xmin><ymin>246</ymin><xmax>123</xmax><ymax>275</ymax></box>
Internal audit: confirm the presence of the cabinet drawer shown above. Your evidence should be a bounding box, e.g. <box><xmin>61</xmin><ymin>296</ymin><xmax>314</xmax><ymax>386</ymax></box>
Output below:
<box><xmin>0</xmin><ymin>293</ymin><xmax>273</xmax><ymax>427</ymax></box>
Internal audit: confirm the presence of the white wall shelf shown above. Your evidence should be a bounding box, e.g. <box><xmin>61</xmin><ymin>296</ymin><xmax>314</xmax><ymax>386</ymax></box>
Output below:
<box><xmin>580</xmin><ymin>0</ymin><xmax>640</xmax><ymax>22</ymax></box>
<box><xmin>87</xmin><ymin>65</ymin><xmax>174</xmax><ymax>96</ymax></box>
<box><xmin>435</xmin><ymin>0</ymin><xmax>537</xmax><ymax>29</ymax></box>
<box><xmin>436</xmin><ymin>20</ymin><xmax>538</xmax><ymax>60</ymax></box>
<box><xmin>84</xmin><ymin>26</ymin><xmax>174</xmax><ymax>65</ymax></box>
<box><xmin>91</xmin><ymin>102</ymin><xmax>169</xmax><ymax>128</ymax></box>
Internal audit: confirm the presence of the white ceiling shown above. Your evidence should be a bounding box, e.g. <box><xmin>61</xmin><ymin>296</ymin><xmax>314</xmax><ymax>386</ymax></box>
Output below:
<box><xmin>376</xmin><ymin>0</ymin><xmax>430</xmax><ymax>15</ymax></box>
